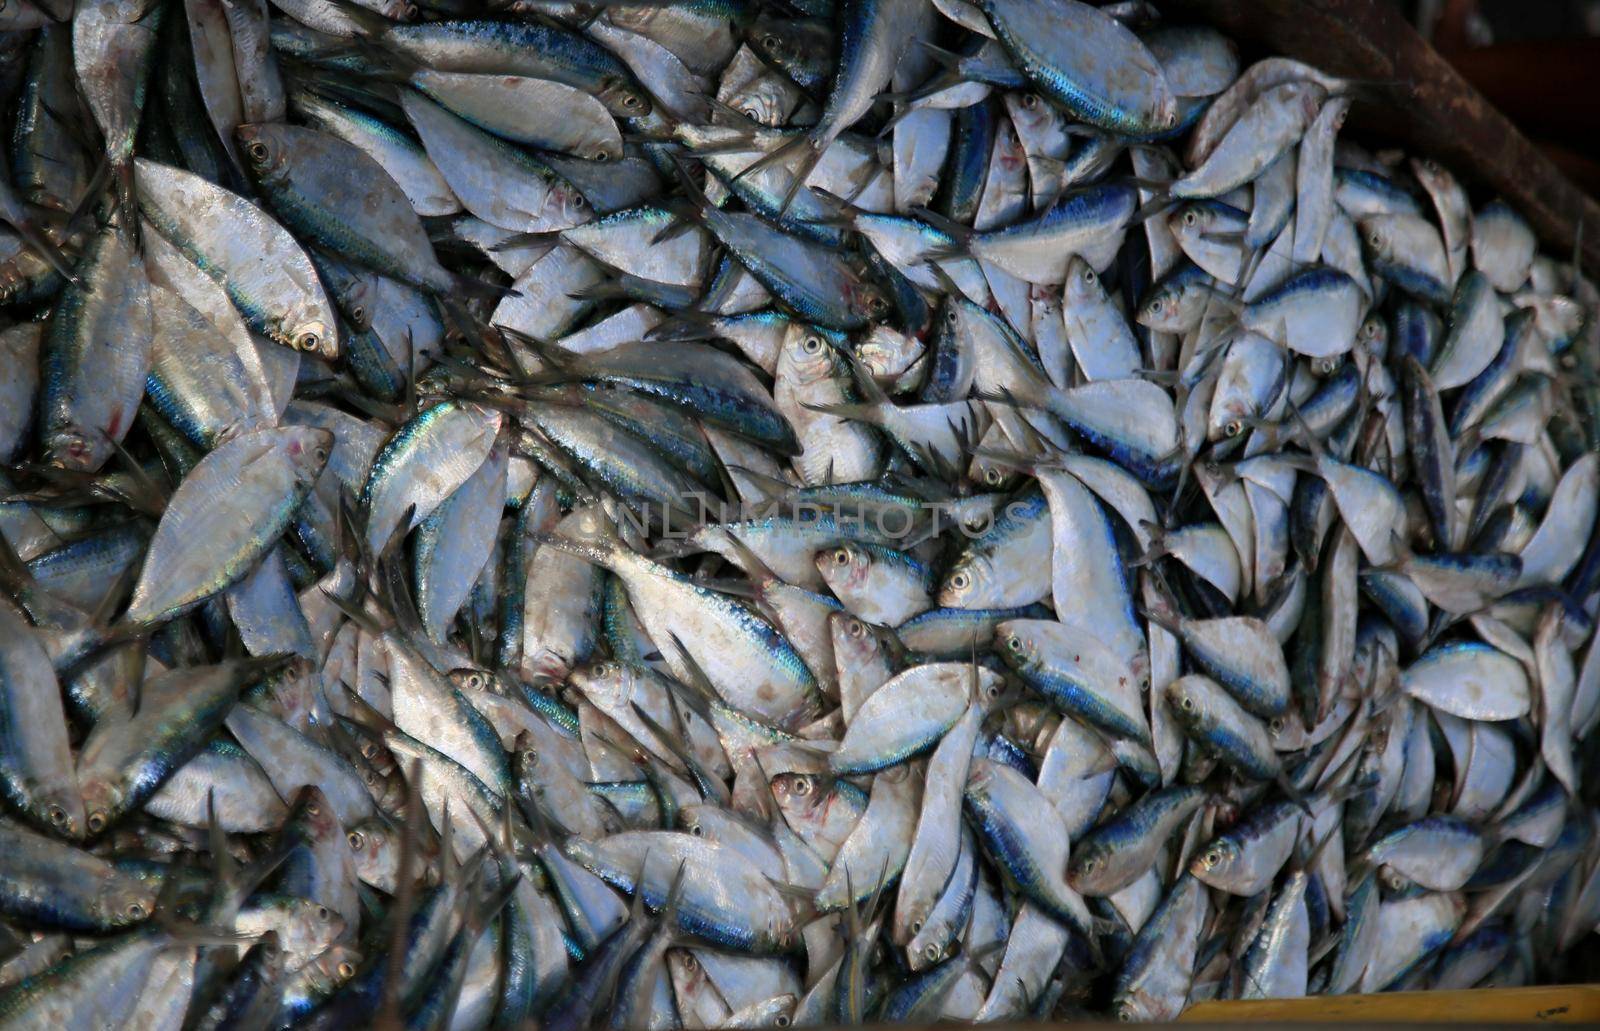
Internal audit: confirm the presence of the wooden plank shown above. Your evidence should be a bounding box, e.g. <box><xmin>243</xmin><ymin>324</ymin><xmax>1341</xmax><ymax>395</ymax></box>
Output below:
<box><xmin>1163</xmin><ymin>0</ymin><xmax>1600</xmax><ymax>279</ymax></box>
<box><xmin>1178</xmin><ymin>984</ymin><xmax>1600</xmax><ymax>1023</ymax></box>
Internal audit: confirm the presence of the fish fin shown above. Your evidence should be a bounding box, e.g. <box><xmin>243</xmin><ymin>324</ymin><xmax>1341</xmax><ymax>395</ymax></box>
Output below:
<box><xmin>798</xmin><ymin>399</ymin><xmax>879</xmax><ymax>423</ymax></box>
<box><xmin>907</xmin><ymin>205</ymin><xmax>975</xmax><ymax>250</ymax></box>
<box><xmin>1275</xmin><ymin>770</ymin><xmax>1315</xmax><ymax>818</ymax></box>
<box><xmin>729</xmin><ymin>131</ymin><xmax>822</xmax><ymax>217</ymax></box>
<box><xmin>4</xmin><ymin>212</ymin><xmax>80</xmax><ymax>286</ymax></box>
<box><xmin>1132</xmin><ymin>194</ymin><xmax>1179</xmax><ymax>227</ymax></box>
<box><xmin>664</xmin><ymin>631</ymin><xmax>732</xmax><ymax>710</ymax></box>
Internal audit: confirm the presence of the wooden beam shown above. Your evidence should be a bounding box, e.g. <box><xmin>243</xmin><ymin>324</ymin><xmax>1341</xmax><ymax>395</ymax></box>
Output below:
<box><xmin>1178</xmin><ymin>984</ymin><xmax>1600</xmax><ymax>1023</ymax></box>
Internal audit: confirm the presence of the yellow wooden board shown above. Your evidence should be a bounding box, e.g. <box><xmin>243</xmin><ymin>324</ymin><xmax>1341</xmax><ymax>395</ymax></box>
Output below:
<box><xmin>1178</xmin><ymin>985</ymin><xmax>1600</xmax><ymax>1023</ymax></box>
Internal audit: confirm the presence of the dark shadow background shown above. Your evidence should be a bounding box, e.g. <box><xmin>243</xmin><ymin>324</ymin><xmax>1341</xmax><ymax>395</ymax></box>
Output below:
<box><xmin>1414</xmin><ymin>0</ymin><xmax>1600</xmax><ymax>195</ymax></box>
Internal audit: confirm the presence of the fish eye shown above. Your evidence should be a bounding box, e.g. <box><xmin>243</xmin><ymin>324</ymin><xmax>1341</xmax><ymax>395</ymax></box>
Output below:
<box><xmin>945</xmin><ymin>307</ymin><xmax>959</xmax><ymax>325</ymax></box>
<box><xmin>1021</xmin><ymin>94</ymin><xmax>1038</xmax><ymax>110</ymax></box>
<box><xmin>348</xmin><ymin>831</ymin><xmax>364</xmax><ymax>851</ymax></box>
<box><xmin>1224</xmin><ymin>420</ymin><xmax>1243</xmax><ymax>438</ymax></box>
<box><xmin>294</xmin><ymin>331</ymin><xmax>322</xmax><ymax>353</ymax></box>
<box><xmin>1369</xmin><ymin>231</ymin><xmax>1383</xmax><ymax>247</ymax></box>
<box><xmin>761</xmin><ymin>33</ymin><xmax>780</xmax><ymax>49</ymax></box>
<box><xmin>1204</xmin><ymin>849</ymin><xmax>1222</xmax><ymax>867</ymax></box>
<box><xmin>1082</xmin><ymin>856</ymin><xmax>1100</xmax><ymax>873</ymax></box>
<box><xmin>1179</xmin><ymin>695</ymin><xmax>1196</xmax><ymax>712</ymax></box>
<box><xmin>802</xmin><ymin>335</ymin><xmax>823</xmax><ymax>354</ymax></box>
<box><xmin>1007</xmin><ymin>635</ymin><xmax>1023</xmax><ymax>652</ymax></box>
<box><xmin>985</xmin><ymin>682</ymin><xmax>1001</xmax><ymax>700</ymax></box>
<box><xmin>1269</xmin><ymin>717</ymin><xmax>1285</xmax><ymax>735</ymax></box>
<box><xmin>623</xmin><ymin>93</ymin><xmax>644</xmax><ymax>110</ymax></box>
<box><xmin>683</xmin><ymin>953</ymin><xmax>699</xmax><ymax>970</ymax></box>
<box><xmin>847</xmin><ymin>620</ymin><xmax>866</xmax><ymax>638</ymax></box>
<box><xmin>127</xmin><ymin>901</ymin><xmax>147</xmax><ymax>919</ymax></box>
<box><xmin>593</xmin><ymin>662</ymin><xmax>612</xmax><ymax>678</ymax></box>
<box><xmin>337</xmin><ymin>961</ymin><xmax>356</xmax><ymax>980</ymax></box>
<box><xmin>776</xmin><ymin>1017</ymin><xmax>790</xmax><ymax>1028</ymax></box>
<box><xmin>316</xmin><ymin>906</ymin><xmax>331</xmax><ymax>921</ymax></box>
<box><xmin>794</xmin><ymin>777</ymin><xmax>813</xmax><ymax>797</ymax></box>
<box><xmin>1118</xmin><ymin>1005</ymin><xmax>1135</xmax><ymax>1023</ymax></box>
<box><xmin>923</xmin><ymin>942</ymin><xmax>941</xmax><ymax>960</ymax></box>
<box><xmin>1182</xmin><ymin>210</ymin><xmax>1198</xmax><ymax>227</ymax></box>
<box><xmin>949</xmin><ymin>571</ymin><xmax>970</xmax><ymax>591</ymax></box>
<box><xmin>689</xmin><ymin>823</ymin><xmax>703</xmax><ymax>835</ymax></box>
<box><xmin>866</xmin><ymin>294</ymin><xmax>889</xmax><ymax>315</ymax></box>
<box><xmin>832</xmin><ymin>548</ymin><xmax>851</xmax><ymax>566</ymax></box>
<box><xmin>306</xmin><ymin>800</ymin><xmax>322</xmax><ymax>817</ymax></box>
<box><xmin>47</xmin><ymin>805</ymin><xmax>67</xmax><ymax>826</ymax></box>
<box><xmin>1362</xmin><ymin>320</ymin><xmax>1380</xmax><ymax>339</ymax></box>
<box><xmin>247</xmin><ymin>140</ymin><xmax>270</xmax><ymax>164</ymax></box>
<box><xmin>88</xmin><ymin>811</ymin><xmax>107</xmax><ymax>834</ymax></box>
<box><xmin>910</xmin><ymin>919</ymin><xmax>923</xmax><ymax>934</ymax></box>
<box><xmin>1081</xmin><ymin>267</ymin><xmax>1096</xmax><ymax>285</ymax></box>
<box><xmin>984</xmin><ymin>467</ymin><xmax>1004</xmax><ymax>485</ymax></box>
<box><xmin>350</xmin><ymin>304</ymin><xmax>365</xmax><ymax>322</ymax></box>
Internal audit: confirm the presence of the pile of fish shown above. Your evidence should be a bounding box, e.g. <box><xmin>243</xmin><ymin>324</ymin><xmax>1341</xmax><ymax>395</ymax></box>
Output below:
<box><xmin>2</xmin><ymin>0</ymin><xmax>1600</xmax><ymax>1025</ymax></box>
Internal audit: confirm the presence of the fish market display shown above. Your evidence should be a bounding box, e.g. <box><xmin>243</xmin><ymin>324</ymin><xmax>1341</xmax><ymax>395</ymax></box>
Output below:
<box><xmin>3</xmin><ymin>0</ymin><xmax>1600</xmax><ymax>1026</ymax></box>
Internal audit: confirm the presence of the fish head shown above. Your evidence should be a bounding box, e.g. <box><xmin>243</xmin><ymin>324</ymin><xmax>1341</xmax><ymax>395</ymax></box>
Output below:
<box><xmin>936</xmin><ymin>554</ymin><xmax>989</xmax><ymax>608</ymax></box>
<box><xmin>302</xmin><ymin>943</ymin><xmax>363</xmax><ymax>994</ymax></box>
<box><xmin>828</xmin><ymin>613</ymin><xmax>886</xmax><ymax>670</ymax></box>
<box><xmin>1065</xmin><ymin>837</ymin><xmax>1117</xmax><ymax>895</ymax></box>
<box><xmin>967</xmin><ymin>454</ymin><xmax>1019</xmax><ymax>493</ymax></box>
<box><xmin>905</xmin><ymin>918</ymin><xmax>954</xmax><ymax>971</ymax></box>
<box><xmin>1356</xmin><ymin>314</ymin><xmax>1389</xmax><ymax>362</ymax></box>
<box><xmin>596</xmin><ymin>75</ymin><xmax>654</xmax><ymax>119</ymax></box>
<box><xmin>1004</xmin><ymin>92</ymin><xmax>1058</xmax><ymax>139</ymax></box>
<box><xmin>1063</xmin><ymin>256</ymin><xmax>1104</xmax><ymax>305</ymax></box>
<box><xmin>42</xmin><ymin>423</ymin><xmax>102</xmax><ymax>473</ymax></box>
<box><xmin>815</xmin><ymin>543</ymin><xmax>870</xmax><ymax>595</ymax></box>
<box><xmin>768</xmin><ymin>771</ymin><xmax>827</xmax><ymax>829</ymax></box>
<box><xmin>546</xmin><ymin>179</ymin><xmax>593</xmax><ymax>231</ymax></box>
<box><xmin>347</xmin><ymin>817</ymin><xmax>401</xmax><ymax>894</ymax></box>
<box><xmin>776</xmin><ymin>323</ymin><xmax>838</xmax><ymax>386</ymax></box>
<box><xmin>841</xmin><ymin>275</ymin><xmax>891</xmax><ymax>324</ymax></box>
<box><xmin>1189</xmin><ymin>834</ymin><xmax>1242</xmax><ymax>886</ymax></box>
<box><xmin>285</xmin><ymin>784</ymin><xmax>341</xmax><ymax>845</ymax></box>
<box><xmin>234</xmin><ymin>123</ymin><xmax>307</xmax><ymax>199</ymax></box>
<box><xmin>666</xmin><ymin>948</ymin><xmax>718</xmax><ymax>1017</ymax></box>
<box><xmin>567</xmin><ymin>658</ymin><xmax>629</xmax><ymax>707</ymax></box>
<box><xmin>1164</xmin><ymin>676</ymin><xmax>1208</xmax><ymax>730</ymax></box>
<box><xmin>1137</xmin><ymin>282</ymin><xmax>1188</xmax><ymax>332</ymax></box>
<box><xmin>96</xmin><ymin>875</ymin><xmax>160</xmax><ymax>929</ymax></box>
<box><xmin>446</xmin><ymin>667</ymin><xmax>495</xmax><ymax>695</ymax></box>
<box><xmin>1169</xmin><ymin>200</ymin><xmax>1230</xmax><ymax>246</ymax></box>
<box><xmin>994</xmin><ymin>620</ymin><xmax>1042</xmax><ymax>676</ymax></box>
<box><xmin>268</xmin><ymin>896</ymin><xmax>347</xmax><ymax>958</ymax></box>
<box><xmin>79</xmin><ymin>775</ymin><xmax>127</xmax><ymax>840</ymax></box>
<box><xmin>281</xmin><ymin>426</ymin><xmax>335</xmax><ymax>487</ymax></box>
